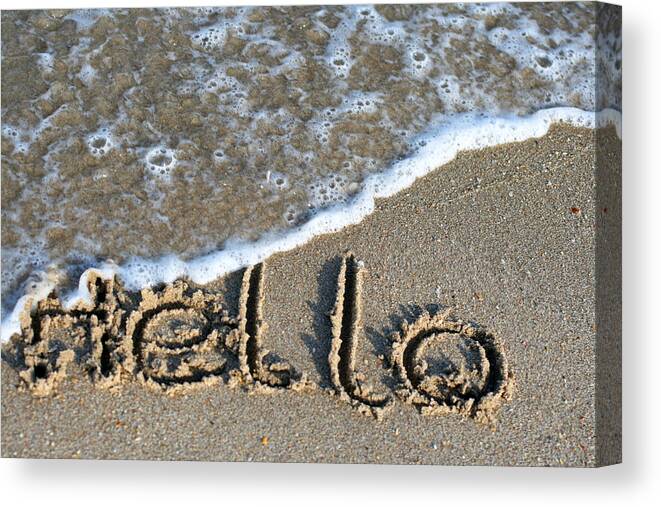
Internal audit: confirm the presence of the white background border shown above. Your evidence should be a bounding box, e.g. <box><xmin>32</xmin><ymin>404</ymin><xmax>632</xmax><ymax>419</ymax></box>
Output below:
<box><xmin>1</xmin><ymin>0</ymin><xmax>659</xmax><ymax>505</ymax></box>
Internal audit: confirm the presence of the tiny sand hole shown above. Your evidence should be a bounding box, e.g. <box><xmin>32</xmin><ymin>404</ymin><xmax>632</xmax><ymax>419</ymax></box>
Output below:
<box><xmin>91</xmin><ymin>137</ymin><xmax>106</xmax><ymax>149</ymax></box>
<box><xmin>33</xmin><ymin>362</ymin><xmax>49</xmax><ymax>379</ymax></box>
<box><xmin>266</xmin><ymin>171</ymin><xmax>289</xmax><ymax>191</ymax></box>
<box><xmin>413</xmin><ymin>51</ymin><xmax>427</xmax><ymax>62</ymax></box>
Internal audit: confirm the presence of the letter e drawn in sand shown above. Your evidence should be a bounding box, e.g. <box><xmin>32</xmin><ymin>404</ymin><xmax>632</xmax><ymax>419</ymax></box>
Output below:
<box><xmin>390</xmin><ymin>311</ymin><xmax>514</xmax><ymax>425</ymax></box>
<box><xmin>231</xmin><ymin>263</ymin><xmax>310</xmax><ymax>392</ymax></box>
<box><xmin>125</xmin><ymin>281</ymin><xmax>234</xmax><ymax>393</ymax></box>
<box><xmin>329</xmin><ymin>252</ymin><xmax>392</xmax><ymax>419</ymax></box>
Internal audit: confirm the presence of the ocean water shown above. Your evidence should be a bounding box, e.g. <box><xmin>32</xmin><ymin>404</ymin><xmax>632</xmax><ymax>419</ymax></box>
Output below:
<box><xmin>1</xmin><ymin>3</ymin><xmax>621</xmax><ymax>339</ymax></box>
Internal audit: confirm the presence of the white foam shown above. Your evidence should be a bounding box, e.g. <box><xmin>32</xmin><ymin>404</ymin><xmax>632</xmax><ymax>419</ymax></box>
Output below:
<box><xmin>308</xmin><ymin>174</ymin><xmax>350</xmax><ymax>209</ymax></box>
<box><xmin>78</xmin><ymin>62</ymin><xmax>97</xmax><ymax>86</ymax></box>
<box><xmin>190</xmin><ymin>9</ymin><xmax>248</xmax><ymax>51</ymax></box>
<box><xmin>36</xmin><ymin>52</ymin><xmax>55</xmax><ymax>74</ymax></box>
<box><xmin>0</xmin><ymin>107</ymin><xmax>621</xmax><ymax>342</ymax></box>
<box><xmin>87</xmin><ymin>126</ymin><xmax>114</xmax><ymax>157</ymax></box>
<box><xmin>63</xmin><ymin>9</ymin><xmax>113</xmax><ymax>31</ymax></box>
<box><xmin>1</xmin><ymin>125</ymin><xmax>30</xmax><ymax>155</ymax></box>
<box><xmin>145</xmin><ymin>146</ymin><xmax>177</xmax><ymax>180</ymax></box>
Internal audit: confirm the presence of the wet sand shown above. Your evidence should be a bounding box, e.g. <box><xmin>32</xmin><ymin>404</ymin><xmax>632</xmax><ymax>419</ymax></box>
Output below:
<box><xmin>1</xmin><ymin>123</ymin><xmax>621</xmax><ymax>466</ymax></box>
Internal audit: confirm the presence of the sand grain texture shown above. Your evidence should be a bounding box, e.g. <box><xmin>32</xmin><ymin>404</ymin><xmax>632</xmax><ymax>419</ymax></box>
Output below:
<box><xmin>1</xmin><ymin>124</ymin><xmax>622</xmax><ymax>466</ymax></box>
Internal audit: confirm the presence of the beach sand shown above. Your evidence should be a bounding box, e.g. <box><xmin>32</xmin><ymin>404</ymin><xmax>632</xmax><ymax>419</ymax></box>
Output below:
<box><xmin>1</xmin><ymin>123</ymin><xmax>621</xmax><ymax>466</ymax></box>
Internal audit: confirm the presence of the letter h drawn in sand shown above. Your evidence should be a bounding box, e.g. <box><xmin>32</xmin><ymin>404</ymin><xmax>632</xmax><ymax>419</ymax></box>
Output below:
<box><xmin>329</xmin><ymin>252</ymin><xmax>392</xmax><ymax>419</ymax></box>
<box><xmin>11</xmin><ymin>274</ymin><xmax>127</xmax><ymax>396</ymax></box>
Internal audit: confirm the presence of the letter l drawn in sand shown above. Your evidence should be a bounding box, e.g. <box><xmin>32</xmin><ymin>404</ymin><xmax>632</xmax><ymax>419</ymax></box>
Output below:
<box><xmin>329</xmin><ymin>252</ymin><xmax>392</xmax><ymax>419</ymax></box>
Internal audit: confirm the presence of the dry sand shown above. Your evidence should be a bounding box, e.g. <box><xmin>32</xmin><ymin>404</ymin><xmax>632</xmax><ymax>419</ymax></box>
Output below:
<box><xmin>1</xmin><ymin>123</ymin><xmax>621</xmax><ymax>466</ymax></box>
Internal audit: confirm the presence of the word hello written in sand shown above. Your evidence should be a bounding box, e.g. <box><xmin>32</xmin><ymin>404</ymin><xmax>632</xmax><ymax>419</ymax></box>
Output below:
<box><xmin>8</xmin><ymin>253</ymin><xmax>513</xmax><ymax>423</ymax></box>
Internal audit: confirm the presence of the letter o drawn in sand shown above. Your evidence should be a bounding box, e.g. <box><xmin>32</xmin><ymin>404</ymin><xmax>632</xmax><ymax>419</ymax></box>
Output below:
<box><xmin>125</xmin><ymin>281</ymin><xmax>234</xmax><ymax>393</ymax></box>
<box><xmin>390</xmin><ymin>311</ymin><xmax>514</xmax><ymax>424</ymax></box>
